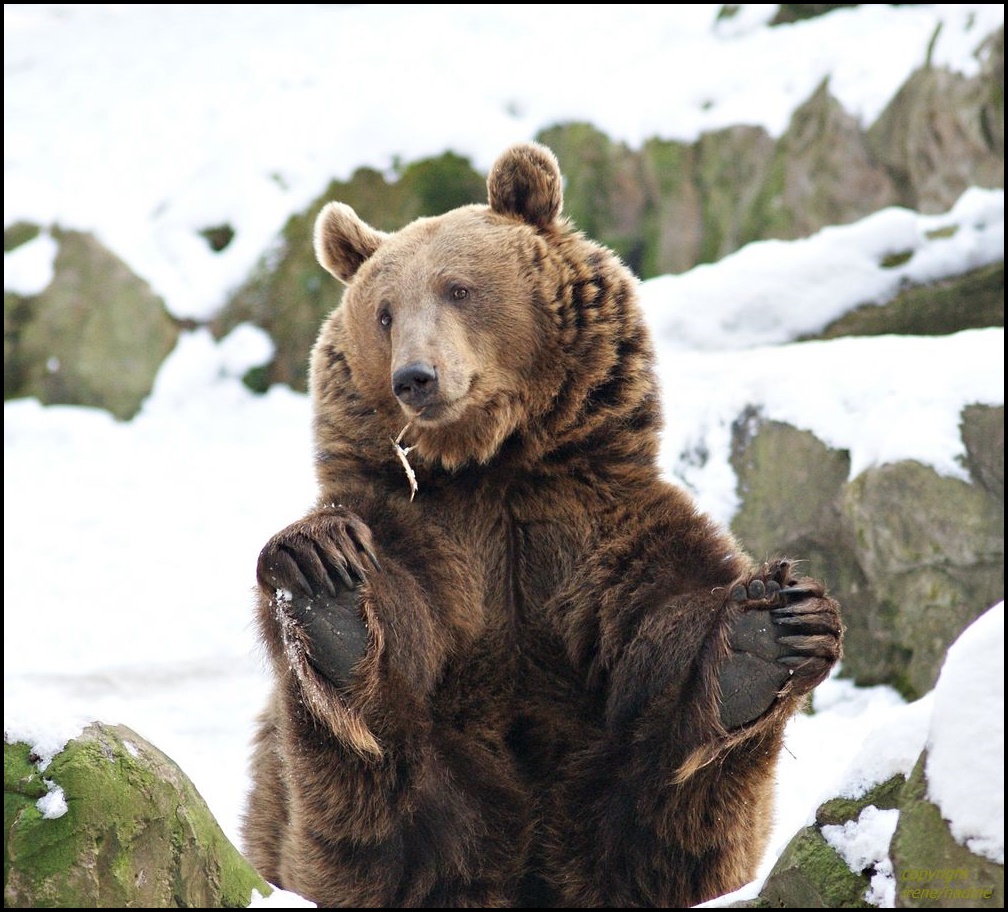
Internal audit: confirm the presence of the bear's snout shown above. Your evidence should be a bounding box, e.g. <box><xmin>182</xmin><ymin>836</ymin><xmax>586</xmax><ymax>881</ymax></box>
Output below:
<box><xmin>392</xmin><ymin>361</ymin><xmax>439</xmax><ymax>409</ymax></box>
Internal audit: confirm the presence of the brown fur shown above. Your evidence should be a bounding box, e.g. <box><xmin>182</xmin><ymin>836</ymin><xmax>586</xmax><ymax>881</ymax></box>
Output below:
<box><xmin>241</xmin><ymin>141</ymin><xmax>843</xmax><ymax>907</ymax></box>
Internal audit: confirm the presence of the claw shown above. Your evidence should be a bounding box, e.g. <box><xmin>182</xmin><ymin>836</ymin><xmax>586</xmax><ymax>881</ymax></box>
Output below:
<box><xmin>770</xmin><ymin>614</ymin><xmax>809</xmax><ymax>627</ymax></box>
<box><xmin>777</xmin><ymin>634</ymin><xmax>818</xmax><ymax>650</ymax></box>
<box><xmin>777</xmin><ymin>655</ymin><xmax>808</xmax><ymax>668</ymax></box>
<box><xmin>363</xmin><ymin>545</ymin><xmax>382</xmax><ymax>572</ymax></box>
<box><xmin>772</xmin><ymin>614</ymin><xmax>839</xmax><ymax>636</ymax></box>
<box><xmin>780</xmin><ymin>633</ymin><xmax>840</xmax><ymax>657</ymax></box>
<box><xmin>778</xmin><ymin>586</ymin><xmax>816</xmax><ymax>601</ymax></box>
<box><xmin>771</xmin><ymin>601</ymin><xmax>829</xmax><ymax>622</ymax></box>
<box><xmin>332</xmin><ymin>558</ymin><xmax>356</xmax><ymax>590</ymax></box>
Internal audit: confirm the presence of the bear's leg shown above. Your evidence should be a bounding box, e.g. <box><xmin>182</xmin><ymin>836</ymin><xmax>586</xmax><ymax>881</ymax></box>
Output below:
<box><xmin>240</xmin><ymin>696</ymin><xmax>292</xmax><ymax>888</ymax></box>
<box><xmin>247</xmin><ymin>505</ymin><xmax>528</xmax><ymax>906</ymax></box>
<box><xmin>539</xmin><ymin>555</ymin><xmax>843</xmax><ymax>907</ymax></box>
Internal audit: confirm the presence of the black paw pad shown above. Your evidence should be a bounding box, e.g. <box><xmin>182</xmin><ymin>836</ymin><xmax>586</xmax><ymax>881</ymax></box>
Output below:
<box><xmin>289</xmin><ymin>589</ymin><xmax>369</xmax><ymax>686</ymax></box>
<box><xmin>719</xmin><ymin>651</ymin><xmax>791</xmax><ymax>731</ymax></box>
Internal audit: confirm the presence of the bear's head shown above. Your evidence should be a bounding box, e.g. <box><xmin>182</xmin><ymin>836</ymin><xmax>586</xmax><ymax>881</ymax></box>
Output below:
<box><xmin>311</xmin><ymin>142</ymin><xmax>659</xmax><ymax>475</ymax></box>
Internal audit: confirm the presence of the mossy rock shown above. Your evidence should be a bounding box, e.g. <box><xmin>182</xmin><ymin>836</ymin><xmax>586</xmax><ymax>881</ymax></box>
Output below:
<box><xmin>866</xmin><ymin>27</ymin><xmax>1004</xmax><ymax>215</ymax></box>
<box><xmin>638</xmin><ymin>137</ymin><xmax>703</xmax><ymax>276</ymax></box>
<box><xmin>3</xmin><ymin>221</ymin><xmax>42</xmax><ymax>253</ymax></box>
<box><xmin>759</xmin><ymin>824</ymin><xmax>873</xmax><ymax>907</ymax></box>
<box><xmin>729</xmin><ymin>409</ymin><xmax>851</xmax><ymax>555</ymax></box>
<box><xmin>842</xmin><ymin>459</ymin><xmax>1004</xmax><ymax>698</ymax></box>
<box><xmin>960</xmin><ymin>403</ymin><xmax>1004</xmax><ymax>503</ymax></box>
<box><xmin>815</xmin><ymin>774</ymin><xmax>907</xmax><ymax>828</ymax></box>
<box><xmin>695</xmin><ymin>124</ymin><xmax>779</xmax><ymax>264</ymax></box>
<box><xmin>4</xmin><ymin>722</ymin><xmax>270</xmax><ymax>908</ymax></box>
<box><xmin>891</xmin><ymin>751</ymin><xmax>1004</xmax><ymax>908</ymax></box>
<box><xmin>768</xmin><ymin>5</ymin><xmax>859</xmax><ymax>26</ymax></box>
<box><xmin>4</xmin><ymin>227</ymin><xmax>181</xmax><ymax>420</ymax></box>
<box><xmin>809</xmin><ymin>261</ymin><xmax>1004</xmax><ymax>341</ymax></box>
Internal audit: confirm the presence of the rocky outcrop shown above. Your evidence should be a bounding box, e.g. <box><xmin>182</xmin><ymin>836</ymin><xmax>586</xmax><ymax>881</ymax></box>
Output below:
<box><xmin>758</xmin><ymin>776</ymin><xmax>906</xmax><ymax>908</ymax></box>
<box><xmin>754</xmin><ymin>760</ymin><xmax>1005</xmax><ymax>908</ymax></box>
<box><xmin>730</xmin><ymin>403</ymin><xmax>1004</xmax><ymax>700</ymax></box>
<box><xmin>890</xmin><ymin>753</ymin><xmax>1004</xmax><ymax>908</ymax></box>
<box><xmin>808</xmin><ymin>261</ymin><xmax>1004</xmax><ymax>340</ymax></box>
<box><xmin>4</xmin><ymin>722</ymin><xmax>271</xmax><ymax>908</ymax></box>
<box><xmin>221</xmin><ymin>18</ymin><xmax>999</xmax><ymax>394</ymax></box>
<box><xmin>4</xmin><ymin>225</ymin><xmax>182</xmax><ymax>420</ymax></box>
<box><xmin>867</xmin><ymin>25</ymin><xmax>1004</xmax><ymax>215</ymax></box>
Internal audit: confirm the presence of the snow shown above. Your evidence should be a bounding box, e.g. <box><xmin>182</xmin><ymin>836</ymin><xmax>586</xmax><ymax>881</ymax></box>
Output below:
<box><xmin>36</xmin><ymin>783</ymin><xmax>69</xmax><ymax>821</ymax></box>
<box><xmin>4</xmin><ymin>4</ymin><xmax>1004</xmax><ymax>908</ymax></box>
<box><xmin>822</xmin><ymin>805</ymin><xmax>901</xmax><ymax>906</ymax></box>
<box><xmin>638</xmin><ymin>187</ymin><xmax>1004</xmax><ymax>353</ymax></box>
<box><xmin>926</xmin><ymin>601</ymin><xmax>1005</xmax><ymax>864</ymax></box>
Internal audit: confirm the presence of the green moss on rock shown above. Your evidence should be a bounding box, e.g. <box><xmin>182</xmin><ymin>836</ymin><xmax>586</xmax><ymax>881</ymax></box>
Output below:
<box><xmin>395</xmin><ymin>151</ymin><xmax>487</xmax><ymax>222</ymax></box>
<box><xmin>760</xmin><ymin>824</ymin><xmax>873</xmax><ymax>907</ymax></box>
<box><xmin>4</xmin><ymin>722</ymin><xmax>270</xmax><ymax>908</ymax></box>
<box><xmin>3</xmin><ymin>222</ymin><xmax>42</xmax><ymax>254</ymax></box>
<box><xmin>891</xmin><ymin>751</ymin><xmax>1004</xmax><ymax>908</ymax></box>
<box><xmin>816</xmin><ymin>774</ymin><xmax>907</xmax><ymax>828</ymax></box>
<box><xmin>809</xmin><ymin>261</ymin><xmax>1004</xmax><ymax>341</ymax></box>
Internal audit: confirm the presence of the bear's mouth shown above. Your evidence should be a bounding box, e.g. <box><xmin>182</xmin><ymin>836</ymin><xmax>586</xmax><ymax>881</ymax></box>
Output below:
<box><xmin>398</xmin><ymin>376</ymin><xmax>476</xmax><ymax>427</ymax></box>
<box><xmin>405</xmin><ymin>398</ymin><xmax>463</xmax><ymax>426</ymax></box>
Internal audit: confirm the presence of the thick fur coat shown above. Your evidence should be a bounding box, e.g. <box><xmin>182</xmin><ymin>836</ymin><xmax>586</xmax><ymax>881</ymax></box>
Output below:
<box><xmin>240</xmin><ymin>142</ymin><xmax>843</xmax><ymax>907</ymax></box>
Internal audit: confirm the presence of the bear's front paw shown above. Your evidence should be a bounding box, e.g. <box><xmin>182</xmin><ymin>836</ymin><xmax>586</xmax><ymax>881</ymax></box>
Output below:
<box><xmin>718</xmin><ymin>560</ymin><xmax>842</xmax><ymax>731</ymax></box>
<box><xmin>257</xmin><ymin>509</ymin><xmax>380</xmax><ymax>686</ymax></box>
<box><xmin>281</xmin><ymin>588</ymin><xmax>370</xmax><ymax>687</ymax></box>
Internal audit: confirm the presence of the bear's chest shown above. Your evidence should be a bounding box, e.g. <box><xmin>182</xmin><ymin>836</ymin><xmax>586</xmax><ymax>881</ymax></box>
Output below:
<box><xmin>426</xmin><ymin>478</ymin><xmax>590</xmax><ymax>622</ymax></box>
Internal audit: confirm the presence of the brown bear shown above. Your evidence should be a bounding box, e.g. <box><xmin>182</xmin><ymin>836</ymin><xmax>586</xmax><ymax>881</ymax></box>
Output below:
<box><xmin>240</xmin><ymin>141</ymin><xmax>844</xmax><ymax>908</ymax></box>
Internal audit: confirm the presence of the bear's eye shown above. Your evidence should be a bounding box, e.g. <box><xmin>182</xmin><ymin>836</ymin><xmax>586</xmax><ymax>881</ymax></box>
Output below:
<box><xmin>450</xmin><ymin>285</ymin><xmax>469</xmax><ymax>302</ymax></box>
<box><xmin>377</xmin><ymin>308</ymin><xmax>392</xmax><ymax>329</ymax></box>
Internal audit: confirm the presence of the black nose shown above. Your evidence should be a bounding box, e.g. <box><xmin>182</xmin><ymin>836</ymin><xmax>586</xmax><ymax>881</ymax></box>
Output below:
<box><xmin>392</xmin><ymin>362</ymin><xmax>438</xmax><ymax>407</ymax></box>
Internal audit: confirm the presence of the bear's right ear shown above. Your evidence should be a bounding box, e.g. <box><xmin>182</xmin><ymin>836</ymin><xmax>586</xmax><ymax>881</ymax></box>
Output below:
<box><xmin>313</xmin><ymin>202</ymin><xmax>388</xmax><ymax>284</ymax></box>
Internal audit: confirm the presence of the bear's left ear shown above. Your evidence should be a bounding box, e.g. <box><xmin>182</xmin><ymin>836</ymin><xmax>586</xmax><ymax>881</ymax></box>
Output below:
<box><xmin>487</xmin><ymin>142</ymin><xmax>563</xmax><ymax>230</ymax></box>
<box><xmin>314</xmin><ymin>202</ymin><xmax>388</xmax><ymax>284</ymax></box>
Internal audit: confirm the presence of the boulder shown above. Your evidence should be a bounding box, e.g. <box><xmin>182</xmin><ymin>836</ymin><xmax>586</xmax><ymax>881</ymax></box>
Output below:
<box><xmin>867</xmin><ymin>26</ymin><xmax>1004</xmax><ymax>215</ymax></box>
<box><xmin>891</xmin><ymin>753</ymin><xmax>1004</xmax><ymax>908</ymax></box>
<box><xmin>809</xmin><ymin>261</ymin><xmax>1004</xmax><ymax>340</ymax></box>
<box><xmin>4</xmin><ymin>721</ymin><xmax>271</xmax><ymax>908</ymax></box>
<box><xmin>4</xmin><ymin>226</ymin><xmax>181</xmax><ymax>420</ymax></box>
